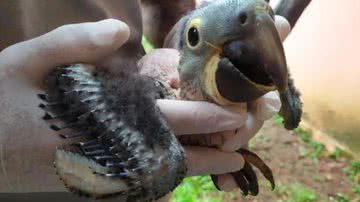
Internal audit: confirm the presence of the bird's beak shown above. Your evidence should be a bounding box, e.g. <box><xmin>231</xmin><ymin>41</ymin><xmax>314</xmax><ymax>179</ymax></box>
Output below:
<box><xmin>203</xmin><ymin>9</ymin><xmax>288</xmax><ymax>104</ymax></box>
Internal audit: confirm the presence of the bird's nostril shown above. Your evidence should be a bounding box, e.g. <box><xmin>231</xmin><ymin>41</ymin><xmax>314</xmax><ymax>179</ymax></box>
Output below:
<box><xmin>239</xmin><ymin>12</ymin><xmax>248</xmax><ymax>25</ymax></box>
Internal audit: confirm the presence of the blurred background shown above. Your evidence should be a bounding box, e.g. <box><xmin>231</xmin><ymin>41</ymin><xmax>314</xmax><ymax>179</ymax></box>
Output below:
<box><xmin>285</xmin><ymin>0</ymin><xmax>360</xmax><ymax>157</ymax></box>
<box><xmin>153</xmin><ymin>0</ymin><xmax>360</xmax><ymax>201</ymax></box>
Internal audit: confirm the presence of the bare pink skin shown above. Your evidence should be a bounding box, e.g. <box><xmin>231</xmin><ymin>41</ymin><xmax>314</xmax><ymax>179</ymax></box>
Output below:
<box><xmin>138</xmin><ymin>48</ymin><xmax>206</xmax><ymax>101</ymax></box>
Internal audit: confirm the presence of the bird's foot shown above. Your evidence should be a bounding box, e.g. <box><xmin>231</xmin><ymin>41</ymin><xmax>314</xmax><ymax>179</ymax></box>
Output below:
<box><xmin>211</xmin><ymin>148</ymin><xmax>275</xmax><ymax>196</ymax></box>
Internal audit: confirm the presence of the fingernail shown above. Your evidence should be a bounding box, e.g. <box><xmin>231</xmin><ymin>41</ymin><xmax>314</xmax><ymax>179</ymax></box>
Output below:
<box><xmin>254</xmin><ymin>92</ymin><xmax>281</xmax><ymax>121</ymax></box>
<box><xmin>275</xmin><ymin>15</ymin><xmax>291</xmax><ymax>41</ymax></box>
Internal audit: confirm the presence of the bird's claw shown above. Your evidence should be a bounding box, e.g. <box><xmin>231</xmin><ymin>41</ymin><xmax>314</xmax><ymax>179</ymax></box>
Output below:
<box><xmin>211</xmin><ymin>148</ymin><xmax>274</xmax><ymax>196</ymax></box>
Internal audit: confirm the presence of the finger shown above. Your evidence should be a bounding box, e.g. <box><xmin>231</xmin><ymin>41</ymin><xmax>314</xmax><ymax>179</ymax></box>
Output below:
<box><xmin>218</xmin><ymin>113</ymin><xmax>263</xmax><ymax>152</ymax></box>
<box><xmin>157</xmin><ymin>99</ymin><xmax>247</xmax><ymax>135</ymax></box>
<box><xmin>274</xmin><ymin>15</ymin><xmax>291</xmax><ymax>41</ymax></box>
<box><xmin>215</xmin><ymin>174</ymin><xmax>237</xmax><ymax>192</ymax></box>
<box><xmin>248</xmin><ymin>91</ymin><xmax>281</xmax><ymax>121</ymax></box>
<box><xmin>184</xmin><ymin>146</ymin><xmax>244</xmax><ymax>176</ymax></box>
<box><xmin>0</xmin><ymin>19</ymin><xmax>130</xmax><ymax>79</ymax></box>
<box><xmin>178</xmin><ymin>111</ymin><xmax>265</xmax><ymax>152</ymax></box>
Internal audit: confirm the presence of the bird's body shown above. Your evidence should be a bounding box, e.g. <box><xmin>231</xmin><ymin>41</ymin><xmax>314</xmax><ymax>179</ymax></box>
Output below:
<box><xmin>38</xmin><ymin>0</ymin><xmax>302</xmax><ymax>201</ymax></box>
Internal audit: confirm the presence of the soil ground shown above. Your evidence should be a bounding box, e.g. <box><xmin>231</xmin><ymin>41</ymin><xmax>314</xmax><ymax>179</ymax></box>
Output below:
<box><xmin>222</xmin><ymin>121</ymin><xmax>357</xmax><ymax>202</ymax></box>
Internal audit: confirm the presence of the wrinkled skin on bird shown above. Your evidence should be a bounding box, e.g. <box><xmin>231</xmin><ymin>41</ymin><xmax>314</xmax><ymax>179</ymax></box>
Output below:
<box><xmin>38</xmin><ymin>0</ymin><xmax>302</xmax><ymax>201</ymax></box>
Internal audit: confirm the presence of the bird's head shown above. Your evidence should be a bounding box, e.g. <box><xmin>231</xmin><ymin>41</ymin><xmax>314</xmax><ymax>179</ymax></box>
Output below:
<box><xmin>165</xmin><ymin>0</ymin><xmax>301</xmax><ymax>129</ymax></box>
<box><xmin>178</xmin><ymin>0</ymin><xmax>287</xmax><ymax>102</ymax></box>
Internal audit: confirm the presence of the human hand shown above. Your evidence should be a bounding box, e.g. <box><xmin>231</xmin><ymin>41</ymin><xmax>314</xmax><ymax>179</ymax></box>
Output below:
<box><xmin>0</xmin><ymin>19</ymin><xmax>130</xmax><ymax>192</ymax></box>
<box><xmin>0</xmin><ymin>19</ymin><xmax>130</xmax><ymax>87</ymax></box>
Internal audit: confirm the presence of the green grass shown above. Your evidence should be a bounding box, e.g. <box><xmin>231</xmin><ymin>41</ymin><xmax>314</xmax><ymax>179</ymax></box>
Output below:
<box><xmin>293</xmin><ymin>128</ymin><xmax>312</xmax><ymax>143</ymax></box>
<box><xmin>344</xmin><ymin>160</ymin><xmax>360</xmax><ymax>181</ymax></box>
<box><xmin>273</xmin><ymin>114</ymin><xmax>360</xmax><ymax>201</ymax></box>
<box><xmin>343</xmin><ymin>160</ymin><xmax>360</xmax><ymax>200</ymax></box>
<box><xmin>273</xmin><ymin>183</ymin><xmax>289</xmax><ymax>196</ymax></box>
<box><xmin>273</xmin><ymin>113</ymin><xmax>284</xmax><ymax>126</ymax></box>
<box><xmin>329</xmin><ymin>147</ymin><xmax>343</xmax><ymax>160</ymax></box>
<box><xmin>294</xmin><ymin>127</ymin><xmax>325</xmax><ymax>162</ymax></box>
<box><xmin>353</xmin><ymin>185</ymin><xmax>360</xmax><ymax>198</ymax></box>
<box><xmin>171</xmin><ymin>176</ymin><xmax>224</xmax><ymax>202</ymax></box>
<box><xmin>274</xmin><ymin>183</ymin><xmax>317</xmax><ymax>202</ymax></box>
<box><xmin>287</xmin><ymin>183</ymin><xmax>317</xmax><ymax>202</ymax></box>
<box><xmin>330</xmin><ymin>193</ymin><xmax>350</xmax><ymax>202</ymax></box>
<box><xmin>142</xmin><ymin>36</ymin><xmax>154</xmax><ymax>53</ymax></box>
<box><xmin>273</xmin><ymin>115</ymin><xmax>325</xmax><ymax>163</ymax></box>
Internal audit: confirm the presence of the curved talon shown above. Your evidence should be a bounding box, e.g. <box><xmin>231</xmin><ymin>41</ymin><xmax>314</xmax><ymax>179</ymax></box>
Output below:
<box><xmin>237</xmin><ymin>148</ymin><xmax>275</xmax><ymax>190</ymax></box>
<box><xmin>232</xmin><ymin>171</ymin><xmax>249</xmax><ymax>196</ymax></box>
<box><xmin>210</xmin><ymin>175</ymin><xmax>221</xmax><ymax>191</ymax></box>
<box><xmin>211</xmin><ymin>162</ymin><xmax>259</xmax><ymax>196</ymax></box>
<box><xmin>241</xmin><ymin>161</ymin><xmax>259</xmax><ymax>196</ymax></box>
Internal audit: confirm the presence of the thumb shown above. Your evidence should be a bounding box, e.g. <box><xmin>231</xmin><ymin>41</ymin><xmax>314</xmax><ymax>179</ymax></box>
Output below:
<box><xmin>0</xmin><ymin>19</ymin><xmax>130</xmax><ymax>80</ymax></box>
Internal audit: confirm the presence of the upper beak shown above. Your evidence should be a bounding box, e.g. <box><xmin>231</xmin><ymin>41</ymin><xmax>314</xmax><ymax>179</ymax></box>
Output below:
<box><xmin>253</xmin><ymin>12</ymin><xmax>288</xmax><ymax>92</ymax></box>
<box><xmin>213</xmin><ymin>10</ymin><xmax>288</xmax><ymax>103</ymax></box>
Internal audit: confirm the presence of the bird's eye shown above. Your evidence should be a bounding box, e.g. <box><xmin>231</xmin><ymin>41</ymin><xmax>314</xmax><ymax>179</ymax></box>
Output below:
<box><xmin>187</xmin><ymin>27</ymin><xmax>200</xmax><ymax>47</ymax></box>
<box><xmin>186</xmin><ymin>18</ymin><xmax>202</xmax><ymax>49</ymax></box>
